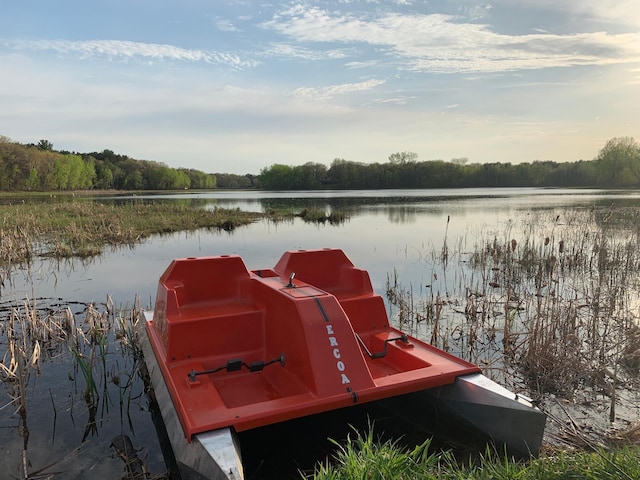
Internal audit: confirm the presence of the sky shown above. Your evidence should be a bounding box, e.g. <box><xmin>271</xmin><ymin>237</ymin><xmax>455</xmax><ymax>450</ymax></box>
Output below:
<box><xmin>1</xmin><ymin>1</ymin><xmax>639</xmax><ymax>175</ymax></box>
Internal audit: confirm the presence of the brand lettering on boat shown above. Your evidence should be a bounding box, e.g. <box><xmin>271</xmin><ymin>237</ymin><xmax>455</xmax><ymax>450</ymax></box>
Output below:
<box><xmin>326</xmin><ymin>324</ymin><xmax>350</xmax><ymax>384</ymax></box>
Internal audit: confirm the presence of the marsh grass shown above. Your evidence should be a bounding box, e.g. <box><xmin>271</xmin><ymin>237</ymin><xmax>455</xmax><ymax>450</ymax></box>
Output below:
<box><xmin>297</xmin><ymin>208</ymin><xmax>349</xmax><ymax>225</ymax></box>
<box><xmin>386</xmin><ymin>206</ymin><xmax>640</xmax><ymax>446</ymax></box>
<box><xmin>0</xmin><ymin>200</ymin><xmax>266</xmax><ymax>263</ymax></box>
<box><xmin>0</xmin><ymin>295</ymin><xmax>145</xmax><ymax>478</ymax></box>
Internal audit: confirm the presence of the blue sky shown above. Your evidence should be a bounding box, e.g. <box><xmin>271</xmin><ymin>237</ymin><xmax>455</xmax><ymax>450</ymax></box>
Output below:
<box><xmin>1</xmin><ymin>1</ymin><xmax>639</xmax><ymax>174</ymax></box>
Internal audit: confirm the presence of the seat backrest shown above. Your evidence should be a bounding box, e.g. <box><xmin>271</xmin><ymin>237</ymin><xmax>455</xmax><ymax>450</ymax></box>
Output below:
<box><xmin>160</xmin><ymin>255</ymin><xmax>251</xmax><ymax>309</ymax></box>
<box><xmin>273</xmin><ymin>249</ymin><xmax>373</xmax><ymax>297</ymax></box>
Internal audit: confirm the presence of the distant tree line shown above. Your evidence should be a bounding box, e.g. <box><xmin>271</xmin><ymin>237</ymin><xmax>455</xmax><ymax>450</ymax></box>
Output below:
<box><xmin>259</xmin><ymin>137</ymin><xmax>640</xmax><ymax>190</ymax></box>
<box><xmin>0</xmin><ymin>137</ymin><xmax>220</xmax><ymax>191</ymax></box>
<box><xmin>1</xmin><ymin>135</ymin><xmax>638</xmax><ymax>192</ymax></box>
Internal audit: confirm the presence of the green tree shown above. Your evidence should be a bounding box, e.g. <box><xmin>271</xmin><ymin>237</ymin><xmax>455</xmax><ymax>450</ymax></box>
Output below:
<box><xmin>595</xmin><ymin>137</ymin><xmax>640</xmax><ymax>187</ymax></box>
<box><xmin>51</xmin><ymin>156</ymin><xmax>71</xmax><ymax>189</ymax></box>
<box><xmin>37</xmin><ymin>139</ymin><xmax>54</xmax><ymax>151</ymax></box>
<box><xmin>180</xmin><ymin>168</ymin><xmax>216</xmax><ymax>189</ymax></box>
<box><xmin>114</xmin><ymin>158</ymin><xmax>144</xmax><ymax>189</ymax></box>
<box><xmin>80</xmin><ymin>156</ymin><xmax>97</xmax><ymax>189</ymax></box>
<box><xmin>174</xmin><ymin>169</ymin><xmax>191</xmax><ymax>189</ymax></box>
<box><xmin>92</xmin><ymin>158</ymin><xmax>114</xmax><ymax>189</ymax></box>
<box><xmin>294</xmin><ymin>162</ymin><xmax>327</xmax><ymax>189</ymax></box>
<box><xmin>327</xmin><ymin>159</ymin><xmax>369</xmax><ymax>188</ymax></box>
<box><xmin>259</xmin><ymin>164</ymin><xmax>296</xmax><ymax>189</ymax></box>
<box><xmin>388</xmin><ymin>151</ymin><xmax>418</xmax><ymax>165</ymax></box>
<box><xmin>26</xmin><ymin>168</ymin><xmax>40</xmax><ymax>190</ymax></box>
<box><xmin>217</xmin><ymin>173</ymin><xmax>253</xmax><ymax>188</ymax></box>
<box><xmin>64</xmin><ymin>154</ymin><xmax>86</xmax><ymax>189</ymax></box>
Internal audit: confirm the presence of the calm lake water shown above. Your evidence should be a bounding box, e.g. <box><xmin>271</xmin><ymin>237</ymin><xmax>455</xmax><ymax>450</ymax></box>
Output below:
<box><xmin>2</xmin><ymin>187</ymin><xmax>640</xmax><ymax>479</ymax></box>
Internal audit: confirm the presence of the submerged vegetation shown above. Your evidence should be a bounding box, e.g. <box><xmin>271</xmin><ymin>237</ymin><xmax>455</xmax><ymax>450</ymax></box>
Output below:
<box><xmin>296</xmin><ymin>208</ymin><xmax>349</xmax><ymax>225</ymax></box>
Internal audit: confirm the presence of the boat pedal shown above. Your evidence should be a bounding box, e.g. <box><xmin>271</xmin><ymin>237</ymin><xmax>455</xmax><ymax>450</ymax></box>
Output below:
<box><xmin>188</xmin><ymin>353</ymin><xmax>286</xmax><ymax>381</ymax></box>
<box><xmin>357</xmin><ymin>333</ymin><xmax>411</xmax><ymax>359</ymax></box>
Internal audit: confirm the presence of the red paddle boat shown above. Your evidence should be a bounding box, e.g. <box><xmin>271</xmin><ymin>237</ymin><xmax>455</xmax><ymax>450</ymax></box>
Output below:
<box><xmin>140</xmin><ymin>248</ymin><xmax>545</xmax><ymax>479</ymax></box>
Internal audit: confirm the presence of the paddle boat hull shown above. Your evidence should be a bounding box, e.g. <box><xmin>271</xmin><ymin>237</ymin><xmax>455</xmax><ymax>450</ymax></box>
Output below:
<box><xmin>140</xmin><ymin>248</ymin><xmax>545</xmax><ymax>479</ymax></box>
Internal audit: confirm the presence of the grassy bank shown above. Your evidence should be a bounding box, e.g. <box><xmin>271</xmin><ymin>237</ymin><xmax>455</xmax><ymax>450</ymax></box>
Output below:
<box><xmin>0</xmin><ymin>200</ymin><xmax>265</xmax><ymax>261</ymax></box>
<box><xmin>307</xmin><ymin>429</ymin><xmax>640</xmax><ymax>479</ymax></box>
<box><xmin>0</xmin><ymin>198</ymin><xmax>351</xmax><ymax>263</ymax></box>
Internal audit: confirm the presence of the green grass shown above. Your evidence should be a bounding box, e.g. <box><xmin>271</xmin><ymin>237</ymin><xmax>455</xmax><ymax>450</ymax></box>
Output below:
<box><xmin>306</xmin><ymin>429</ymin><xmax>640</xmax><ymax>480</ymax></box>
<box><xmin>297</xmin><ymin>208</ymin><xmax>349</xmax><ymax>224</ymax></box>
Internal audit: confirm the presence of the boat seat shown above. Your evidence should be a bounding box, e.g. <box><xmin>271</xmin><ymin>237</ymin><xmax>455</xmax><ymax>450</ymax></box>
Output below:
<box><xmin>178</xmin><ymin>298</ymin><xmax>259</xmax><ymax>322</ymax></box>
<box><xmin>156</xmin><ymin>255</ymin><xmax>268</xmax><ymax>361</ymax></box>
<box><xmin>272</xmin><ymin>248</ymin><xmax>374</xmax><ymax>300</ymax></box>
<box><xmin>165</xmin><ymin>308</ymin><xmax>265</xmax><ymax>362</ymax></box>
<box><xmin>339</xmin><ymin>294</ymin><xmax>389</xmax><ymax>333</ymax></box>
<box><xmin>163</xmin><ymin>255</ymin><xmax>254</xmax><ymax>315</ymax></box>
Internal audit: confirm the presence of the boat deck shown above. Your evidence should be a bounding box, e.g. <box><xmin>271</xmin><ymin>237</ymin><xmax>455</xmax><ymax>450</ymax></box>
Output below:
<box><xmin>145</xmin><ymin>249</ymin><xmax>481</xmax><ymax>439</ymax></box>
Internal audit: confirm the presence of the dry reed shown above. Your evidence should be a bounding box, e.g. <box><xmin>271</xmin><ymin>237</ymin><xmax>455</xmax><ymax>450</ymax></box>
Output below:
<box><xmin>0</xmin><ymin>295</ymin><xmax>143</xmax><ymax>478</ymax></box>
<box><xmin>386</xmin><ymin>206</ymin><xmax>640</xmax><ymax>446</ymax></box>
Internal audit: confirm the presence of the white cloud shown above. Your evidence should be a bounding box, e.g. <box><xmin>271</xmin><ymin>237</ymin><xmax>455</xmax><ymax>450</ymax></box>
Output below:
<box><xmin>262</xmin><ymin>6</ymin><xmax>640</xmax><ymax>73</ymax></box>
<box><xmin>265</xmin><ymin>42</ymin><xmax>348</xmax><ymax>61</ymax></box>
<box><xmin>3</xmin><ymin>39</ymin><xmax>258</xmax><ymax>69</ymax></box>
<box><xmin>294</xmin><ymin>79</ymin><xmax>386</xmax><ymax>101</ymax></box>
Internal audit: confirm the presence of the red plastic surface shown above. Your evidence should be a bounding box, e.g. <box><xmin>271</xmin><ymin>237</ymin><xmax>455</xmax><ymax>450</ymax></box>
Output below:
<box><xmin>146</xmin><ymin>248</ymin><xmax>481</xmax><ymax>440</ymax></box>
